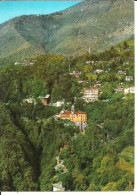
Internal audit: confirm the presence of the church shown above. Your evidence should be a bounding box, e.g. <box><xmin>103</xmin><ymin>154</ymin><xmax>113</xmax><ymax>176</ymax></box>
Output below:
<box><xmin>55</xmin><ymin>105</ymin><xmax>87</xmax><ymax>130</ymax></box>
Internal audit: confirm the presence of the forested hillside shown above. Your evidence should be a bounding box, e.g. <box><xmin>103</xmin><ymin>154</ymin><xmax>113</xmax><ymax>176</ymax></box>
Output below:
<box><xmin>0</xmin><ymin>39</ymin><xmax>134</xmax><ymax>191</ymax></box>
<box><xmin>0</xmin><ymin>0</ymin><xmax>134</xmax><ymax>65</ymax></box>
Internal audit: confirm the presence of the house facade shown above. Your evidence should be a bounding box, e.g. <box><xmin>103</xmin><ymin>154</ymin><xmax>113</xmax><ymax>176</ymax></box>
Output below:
<box><xmin>55</xmin><ymin>105</ymin><xmax>87</xmax><ymax>130</ymax></box>
<box><xmin>70</xmin><ymin>71</ymin><xmax>81</xmax><ymax>78</ymax></box>
<box><xmin>94</xmin><ymin>69</ymin><xmax>104</xmax><ymax>74</ymax></box>
<box><xmin>53</xmin><ymin>182</ymin><xmax>65</xmax><ymax>192</ymax></box>
<box><xmin>42</xmin><ymin>94</ymin><xmax>50</xmax><ymax>105</ymax></box>
<box><xmin>124</xmin><ymin>87</ymin><xmax>135</xmax><ymax>94</ymax></box>
<box><xmin>82</xmin><ymin>88</ymin><xmax>99</xmax><ymax>102</ymax></box>
<box><xmin>126</xmin><ymin>76</ymin><xmax>133</xmax><ymax>81</ymax></box>
<box><xmin>114</xmin><ymin>88</ymin><xmax>123</xmax><ymax>93</ymax></box>
<box><xmin>53</xmin><ymin>100</ymin><xmax>65</xmax><ymax>107</ymax></box>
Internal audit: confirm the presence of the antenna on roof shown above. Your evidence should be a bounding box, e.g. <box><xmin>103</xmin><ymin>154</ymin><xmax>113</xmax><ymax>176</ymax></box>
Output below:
<box><xmin>89</xmin><ymin>47</ymin><xmax>91</xmax><ymax>55</ymax></box>
<box><xmin>69</xmin><ymin>64</ymin><xmax>70</xmax><ymax>72</ymax></box>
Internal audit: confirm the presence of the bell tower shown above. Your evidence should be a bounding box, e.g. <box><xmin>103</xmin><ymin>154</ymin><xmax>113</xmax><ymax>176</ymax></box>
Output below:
<box><xmin>71</xmin><ymin>104</ymin><xmax>75</xmax><ymax>114</ymax></box>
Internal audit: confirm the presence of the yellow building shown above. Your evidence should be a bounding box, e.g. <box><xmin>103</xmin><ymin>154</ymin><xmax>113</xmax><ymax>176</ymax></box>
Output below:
<box><xmin>55</xmin><ymin>105</ymin><xmax>87</xmax><ymax>130</ymax></box>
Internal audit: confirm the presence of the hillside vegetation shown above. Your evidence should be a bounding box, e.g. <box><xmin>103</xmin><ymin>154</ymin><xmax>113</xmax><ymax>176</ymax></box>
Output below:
<box><xmin>0</xmin><ymin>0</ymin><xmax>134</xmax><ymax>65</ymax></box>
<box><xmin>0</xmin><ymin>39</ymin><xmax>134</xmax><ymax>191</ymax></box>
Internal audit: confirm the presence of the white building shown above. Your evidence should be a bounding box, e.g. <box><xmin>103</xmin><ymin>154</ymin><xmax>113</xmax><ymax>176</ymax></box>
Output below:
<box><xmin>94</xmin><ymin>69</ymin><xmax>104</xmax><ymax>74</ymax></box>
<box><xmin>86</xmin><ymin>61</ymin><xmax>94</xmax><ymax>64</ymax></box>
<box><xmin>14</xmin><ymin>62</ymin><xmax>20</xmax><ymax>65</ymax></box>
<box><xmin>23</xmin><ymin>99</ymin><xmax>34</xmax><ymax>104</ymax></box>
<box><xmin>124</xmin><ymin>87</ymin><xmax>135</xmax><ymax>94</ymax></box>
<box><xmin>78</xmin><ymin>80</ymin><xmax>88</xmax><ymax>84</ymax></box>
<box><xmin>53</xmin><ymin>100</ymin><xmax>65</xmax><ymax>107</ymax></box>
<box><xmin>117</xmin><ymin>70</ymin><xmax>126</xmax><ymax>75</ymax></box>
<box><xmin>82</xmin><ymin>88</ymin><xmax>99</xmax><ymax>102</ymax></box>
<box><xmin>126</xmin><ymin>76</ymin><xmax>133</xmax><ymax>81</ymax></box>
<box><xmin>94</xmin><ymin>83</ymin><xmax>102</xmax><ymax>87</ymax></box>
<box><xmin>53</xmin><ymin>182</ymin><xmax>65</xmax><ymax>192</ymax></box>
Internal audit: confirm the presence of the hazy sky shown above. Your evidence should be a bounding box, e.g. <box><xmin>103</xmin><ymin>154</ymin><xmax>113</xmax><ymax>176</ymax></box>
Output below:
<box><xmin>0</xmin><ymin>1</ymin><xmax>81</xmax><ymax>24</ymax></box>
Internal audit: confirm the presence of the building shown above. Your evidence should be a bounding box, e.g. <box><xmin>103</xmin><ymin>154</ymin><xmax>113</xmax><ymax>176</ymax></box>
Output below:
<box><xmin>23</xmin><ymin>98</ymin><xmax>34</xmax><ymax>104</ymax></box>
<box><xmin>94</xmin><ymin>69</ymin><xmax>104</xmax><ymax>74</ymax></box>
<box><xmin>102</xmin><ymin>99</ymin><xmax>109</xmax><ymax>102</ymax></box>
<box><xmin>119</xmin><ymin>82</ymin><xmax>125</xmax><ymax>86</ymax></box>
<box><xmin>86</xmin><ymin>61</ymin><xmax>94</xmax><ymax>65</ymax></box>
<box><xmin>53</xmin><ymin>100</ymin><xmax>65</xmax><ymax>107</ymax></box>
<box><xmin>55</xmin><ymin>105</ymin><xmax>87</xmax><ymax>130</ymax></box>
<box><xmin>70</xmin><ymin>71</ymin><xmax>81</xmax><ymax>78</ymax></box>
<box><xmin>126</xmin><ymin>76</ymin><xmax>133</xmax><ymax>81</ymax></box>
<box><xmin>53</xmin><ymin>182</ymin><xmax>65</xmax><ymax>192</ymax></box>
<box><xmin>78</xmin><ymin>80</ymin><xmax>88</xmax><ymax>84</ymax></box>
<box><xmin>117</xmin><ymin>70</ymin><xmax>126</xmax><ymax>75</ymax></box>
<box><xmin>114</xmin><ymin>88</ymin><xmax>123</xmax><ymax>93</ymax></box>
<box><xmin>42</xmin><ymin>94</ymin><xmax>50</xmax><ymax>105</ymax></box>
<box><xmin>14</xmin><ymin>62</ymin><xmax>20</xmax><ymax>65</ymax></box>
<box><xmin>94</xmin><ymin>83</ymin><xmax>102</xmax><ymax>87</ymax></box>
<box><xmin>82</xmin><ymin>88</ymin><xmax>99</xmax><ymax>102</ymax></box>
<box><xmin>124</xmin><ymin>87</ymin><xmax>135</xmax><ymax>94</ymax></box>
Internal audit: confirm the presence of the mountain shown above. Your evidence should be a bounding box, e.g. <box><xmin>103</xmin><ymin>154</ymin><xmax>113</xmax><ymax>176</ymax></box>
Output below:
<box><xmin>0</xmin><ymin>0</ymin><xmax>134</xmax><ymax>64</ymax></box>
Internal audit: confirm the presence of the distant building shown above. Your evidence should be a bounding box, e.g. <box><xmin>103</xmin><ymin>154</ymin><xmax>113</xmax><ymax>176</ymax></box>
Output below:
<box><xmin>14</xmin><ymin>62</ymin><xmax>20</xmax><ymax>65</ymax></box>
<box><xmin>86</xmin><ymin>61</ymin><xmax>94</xmax><ymax>65</ymax></box>
<box><xmin>53</xmin><ymin>100</ymin><xmax>65</xmax><ymax>107</ymax></box>
<box><xmin>123</xmin><ymin>62</ymin><xmax>129</xmax><ymax>65</ymax></box>
<box><xmin>15</xmin><ymin>60</ymin><xmax>34</xmax><ymax>66</ymax></box>
<box><xmin>70</xmin><ymin>71</ymin><xmax>81</xmax><ymax>78</ymax></box>
<box><xmin>126</xmin><ymin>76</ymin><xmax>133</xmax><ymax>81</ymax></box>
<box><xmin>102</xmin><ymin>99</ymin><xmax>109</xmax><ymax>102</ymax></box>
<box><xmin>42</xmin><ymin>94</ymin><xmax>50</xmax><ymax>105</ymax></box>
<box><xmin>124</xmin><ymin>86</ymin><xmax>135</xmax><ymax>94</ymax></box>
<box><xmin>114</xmin><ymin>88</ymin><xmax>123</xmax><ymax>93</ymax></box>
<box><xmin>94</xmin><ymin>83</ymin><xmax>102</xmax><ymax>87</ymax></box>
<box><xmin>55</xmin><ymin>105</ymin><xmax>87</xmax><ymax>130</ymax></box>
<box><xmin>82</xmin><ymin>88</ymin><xmax>99</xmax><ymax>102</ymax></box>
<box><xmin>53</xmin><ymin>182</ymin><xmax>65</xmax><ymax>192</ymax></box>
<box><xmin>23</xmin><ymin>98</ymin><xmax>34</xmax><ymax>104</ymax></box>
<box><xmin>78</xmin><ymin>80</ymin><xmax>88</xmax><ymax>84</ymax></box>
<box><xmin>119</xmin><ymin>82</ymin><xmax>125</xmax><ymax>86</ymax></box>
<box><xmin>117</xmin><ymin>70</ymin><xmax>126</xmax><ymax>75</ymax></box>
<box><xmin>94</xmin><ymin>69</ymin><xmax>104</xmax><ymax>74</ymax></box>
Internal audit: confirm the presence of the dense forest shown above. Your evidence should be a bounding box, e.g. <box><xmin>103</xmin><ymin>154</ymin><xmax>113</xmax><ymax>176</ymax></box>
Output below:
<box><xmin>0</xmin><ymin>39</ymin><xmax>134</xmax><ymax>191</ymax></box>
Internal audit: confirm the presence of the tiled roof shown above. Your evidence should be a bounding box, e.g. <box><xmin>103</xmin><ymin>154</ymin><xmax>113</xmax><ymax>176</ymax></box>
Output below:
<box><xmin>44</xmin><ymin>94</ymin><xmax>50</xmax><ymax>98</ymax></box>
<box><xmin>60</xmin><ymin>112</ymin><xmax>86</xmax><ymax>115</ymax></box>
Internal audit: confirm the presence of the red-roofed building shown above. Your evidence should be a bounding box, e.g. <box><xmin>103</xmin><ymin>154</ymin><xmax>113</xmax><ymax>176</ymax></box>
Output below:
<box><xmin>55</xmin><ymin>105</ymin><xmax>87</xmax><ymax>130</ymax></box>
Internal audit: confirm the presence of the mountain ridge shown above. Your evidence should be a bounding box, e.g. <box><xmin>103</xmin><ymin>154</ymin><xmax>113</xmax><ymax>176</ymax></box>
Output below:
<box><xmin>0</xmin><ymin>0</ymin><xmax>134</xmax><ymax>65</ymax></box>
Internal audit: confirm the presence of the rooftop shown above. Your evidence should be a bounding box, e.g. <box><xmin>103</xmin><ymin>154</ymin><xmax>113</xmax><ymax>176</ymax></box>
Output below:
<box><xmin>58</xmin><ymin>112</ymin><xmax>86</xmax><ymax>115</ymax></box>
<box><xmin>43</xmin><ymin>94</ymin><xmax>50</xmax><ymax>99</ymax></box>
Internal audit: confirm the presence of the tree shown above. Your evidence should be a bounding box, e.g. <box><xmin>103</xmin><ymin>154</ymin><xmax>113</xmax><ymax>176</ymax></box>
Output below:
<box><xmin>97</xmin><ymin>156</ymin><xmax>119</xmax><ymax>186</ymax></box>
<box><xmin>123</xmin><ymin>41</ymin><xmax>129</xmax><ymax>49</ymax></box>
<box><xmin>72</xmin><ymin>169</ymin><xmax>88</xmax><ymax>191</ymax></box>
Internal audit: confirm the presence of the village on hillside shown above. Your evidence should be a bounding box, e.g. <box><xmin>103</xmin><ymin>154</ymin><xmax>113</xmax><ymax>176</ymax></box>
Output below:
<box><xmin>17</xmin><ymin>41</ymin><xmax>134</xmax><ymax>191</ymax></box>
<box><xmin>0</xmin><ymin>38</ymin><xmax>134</xmax><ymax>192</ymax></box>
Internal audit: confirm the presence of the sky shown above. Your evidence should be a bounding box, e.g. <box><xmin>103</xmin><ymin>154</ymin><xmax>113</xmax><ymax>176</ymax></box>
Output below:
<box><xmin>0</xmin><ymin>1</ymin><xmax>82</xmax><ymax>24</ymax></box>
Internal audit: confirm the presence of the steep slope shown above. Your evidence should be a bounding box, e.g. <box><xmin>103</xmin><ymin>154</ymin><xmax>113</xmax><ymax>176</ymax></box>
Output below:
<box><xmin>0</xmin><ymin>0</ymin><xmax>134</xmax><ymax>64</ymax></box>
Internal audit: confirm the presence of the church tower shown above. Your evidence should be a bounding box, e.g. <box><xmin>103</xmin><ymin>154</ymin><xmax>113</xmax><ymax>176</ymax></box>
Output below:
<box><xmin>71</xmin><ymin>104</ymin><xmax>75</xmax><ymax>114</ymax></box>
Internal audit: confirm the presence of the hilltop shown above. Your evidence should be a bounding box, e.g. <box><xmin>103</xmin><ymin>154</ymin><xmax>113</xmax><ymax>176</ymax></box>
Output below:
<box><xmin>0</xmin><ymin>0</ymin><xmax>134</xmax><ymax>65</ymax></box>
